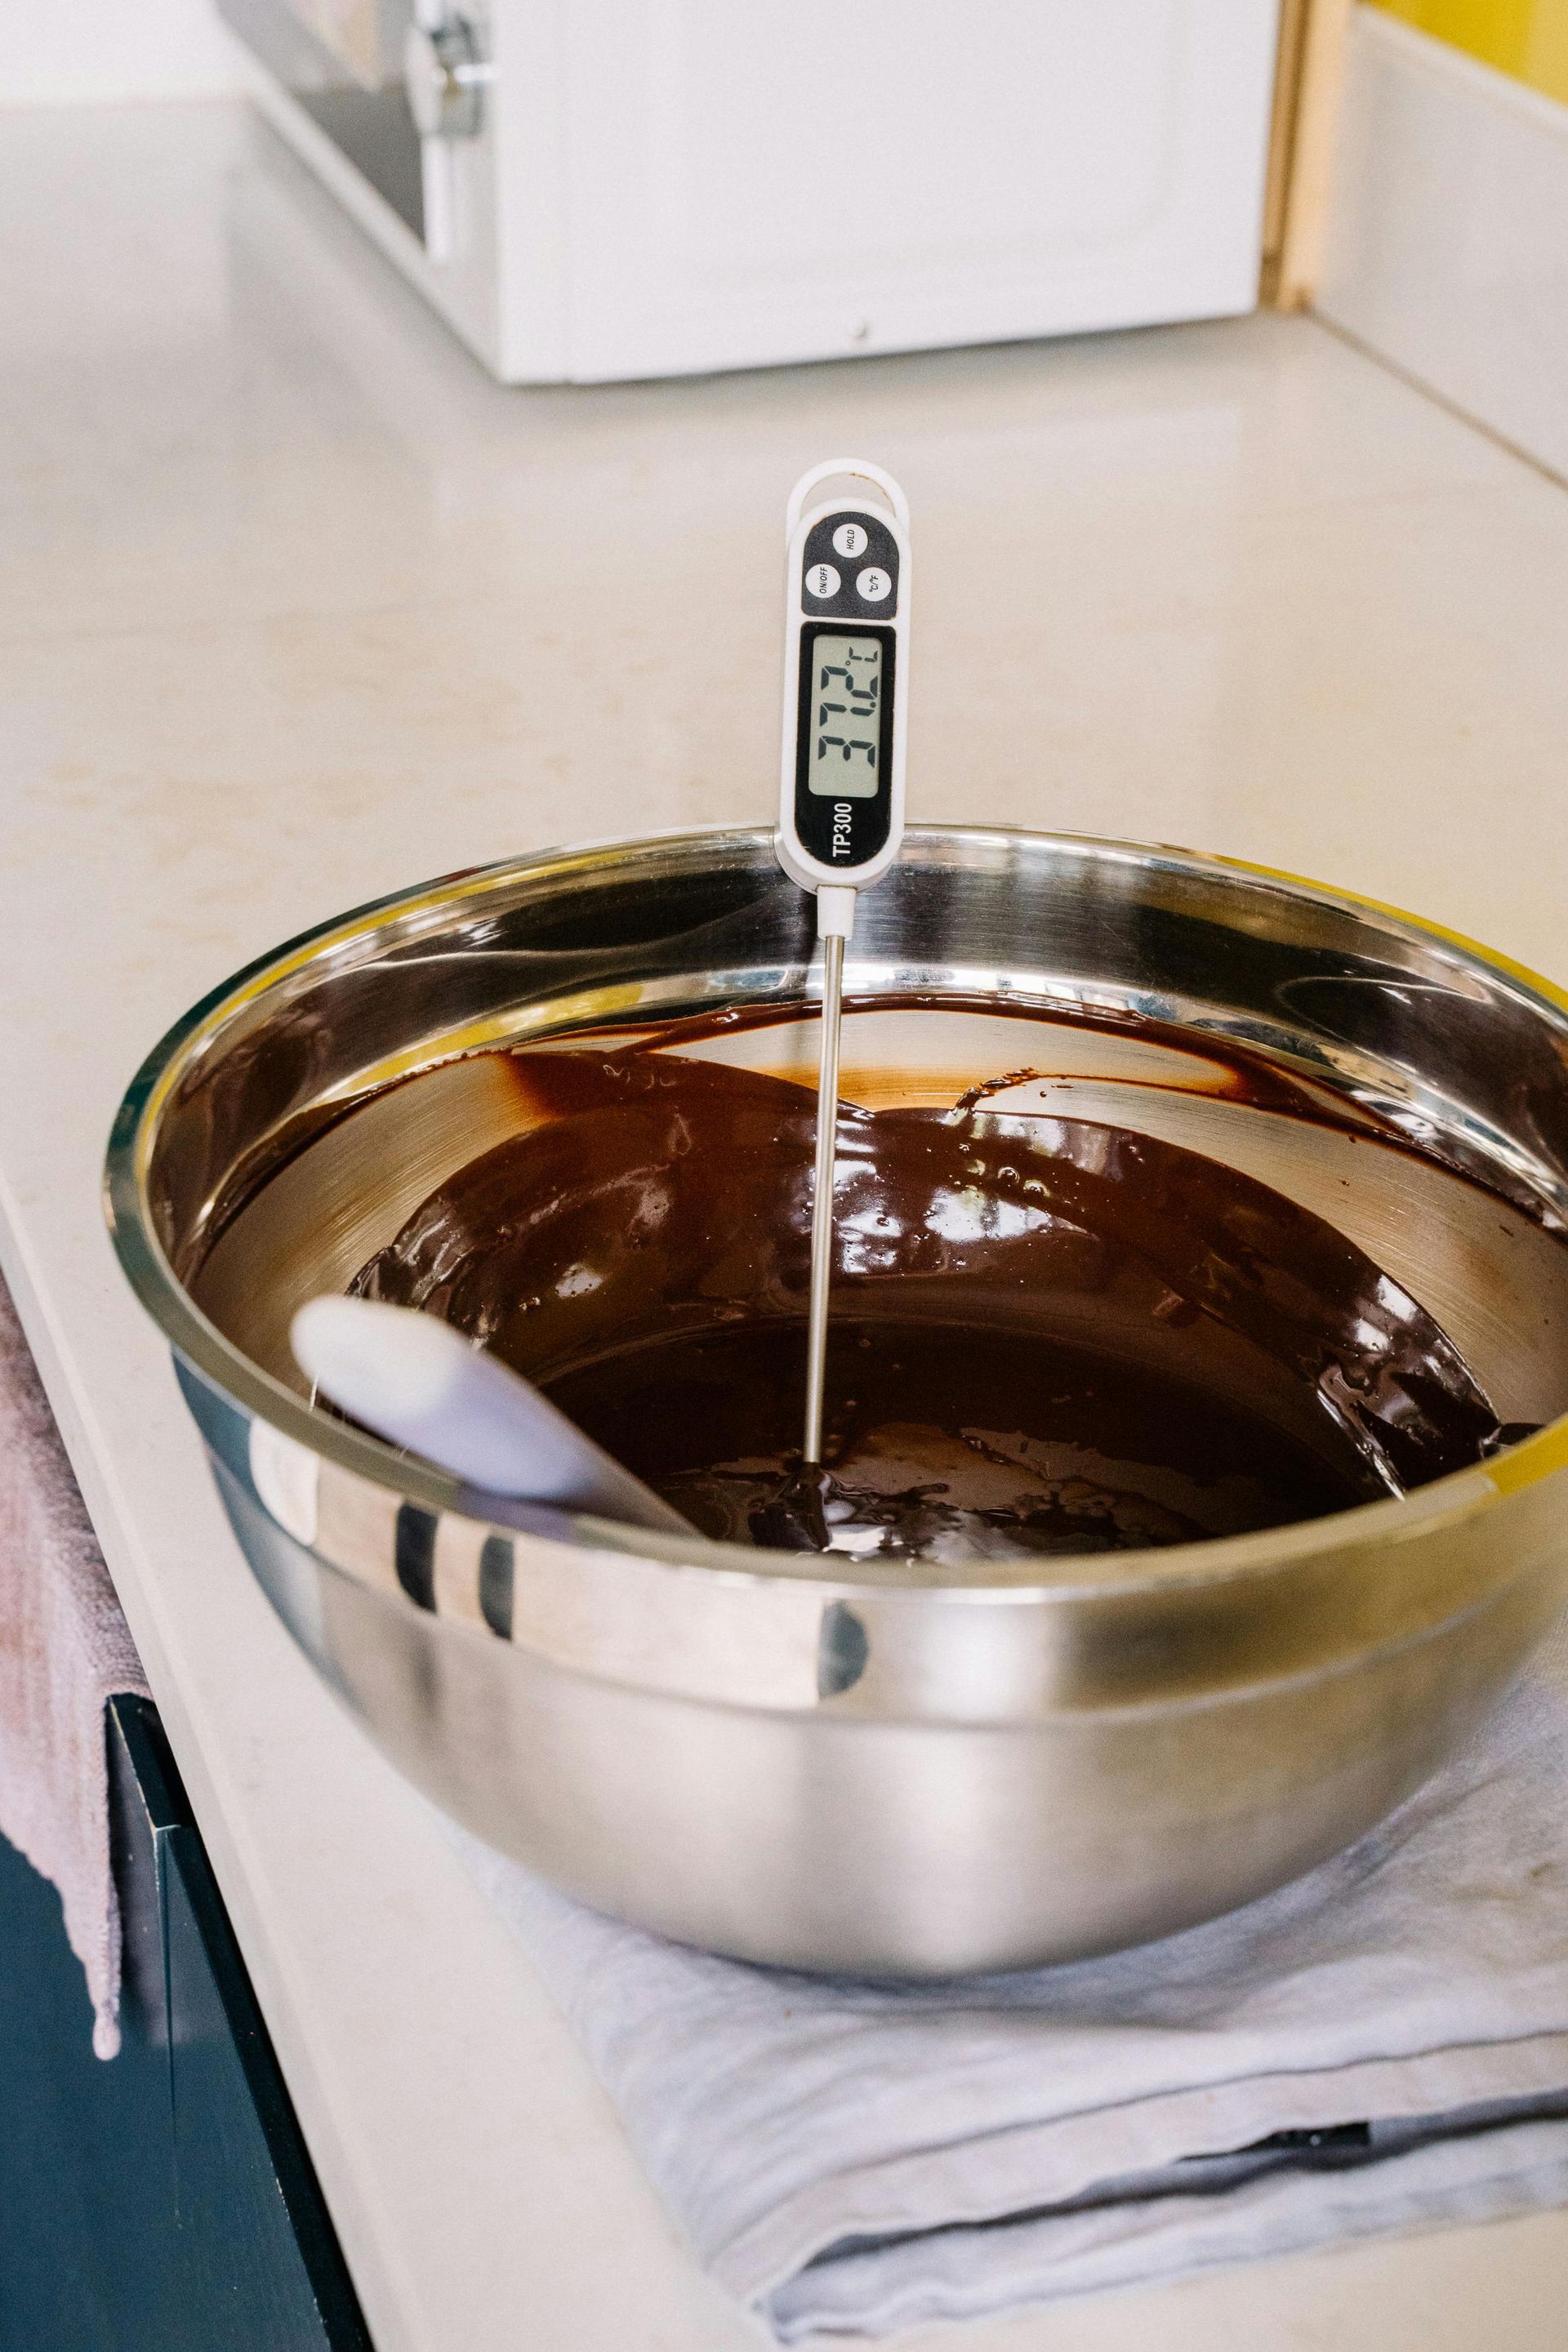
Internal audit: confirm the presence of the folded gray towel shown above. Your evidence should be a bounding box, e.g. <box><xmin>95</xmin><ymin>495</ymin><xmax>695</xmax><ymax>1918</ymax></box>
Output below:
<box><xmin>0</xmin><ymin>1276</ymin><xmax>149</xmax><ymax>2056</ymax></box>
<box><xmin>453</xmin><ymin>1613</ymin><xmax>1568</xmax><ymax>2338</ymax></box>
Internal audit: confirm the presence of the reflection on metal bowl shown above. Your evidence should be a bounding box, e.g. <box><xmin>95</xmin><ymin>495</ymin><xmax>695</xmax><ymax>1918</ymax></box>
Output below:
<box><xmin>105</xmin><ymin>827</ymin><xmax>1568</xmax><ymax>1976</ymax></box>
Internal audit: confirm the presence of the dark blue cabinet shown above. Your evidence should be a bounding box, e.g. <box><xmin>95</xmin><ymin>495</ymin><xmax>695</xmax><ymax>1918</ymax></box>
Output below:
<box><xmin>0</xmin><ymin>1699</ymin><xmax>370</xmax><ymax>2350</ymax></box>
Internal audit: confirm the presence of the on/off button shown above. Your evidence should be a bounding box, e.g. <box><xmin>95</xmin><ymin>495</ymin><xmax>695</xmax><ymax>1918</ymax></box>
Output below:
<box><xmin>804</xmin><ymin>561</ymin><xmax>840</xmax><ymax>600</ymax></box>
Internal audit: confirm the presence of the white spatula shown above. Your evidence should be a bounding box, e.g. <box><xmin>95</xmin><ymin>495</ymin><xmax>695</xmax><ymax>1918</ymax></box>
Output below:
<box><xmin>291</xmin><ymin>1294</ymin><xmax>693</xmax><ymax>1535</ymax></box>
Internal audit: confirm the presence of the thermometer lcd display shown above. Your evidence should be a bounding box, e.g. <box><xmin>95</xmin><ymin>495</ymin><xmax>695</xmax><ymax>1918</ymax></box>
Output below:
<box><xmin>805</xmin><ymin>632</ymin><xmax>883</xmax><ymax>798</ymax></box>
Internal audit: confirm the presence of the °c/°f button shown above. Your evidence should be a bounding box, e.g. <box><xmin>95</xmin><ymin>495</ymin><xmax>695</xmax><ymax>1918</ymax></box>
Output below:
<box><xmin>804</xmin><ymin>561</ymin><xmax>841</xmax><ymax>600</ymax></box>
<box><xmin>856</xmin><ymin>565</ymin><xmax>892</xmax><ymax>603</ymax></box>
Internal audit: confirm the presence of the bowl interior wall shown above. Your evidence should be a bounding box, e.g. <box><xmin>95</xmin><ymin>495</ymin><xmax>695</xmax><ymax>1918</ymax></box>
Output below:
<box><xmin>154</xmin><ymin>832</ymin><xmax>1568</xmax><ymax>1435</ymax></box>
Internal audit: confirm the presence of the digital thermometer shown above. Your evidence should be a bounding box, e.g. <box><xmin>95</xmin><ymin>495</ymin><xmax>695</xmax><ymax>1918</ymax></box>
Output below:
<box><xmin>775</xmin><ymin>460</ymin><xmax>911</xmax><ymax>1468</ymax></box>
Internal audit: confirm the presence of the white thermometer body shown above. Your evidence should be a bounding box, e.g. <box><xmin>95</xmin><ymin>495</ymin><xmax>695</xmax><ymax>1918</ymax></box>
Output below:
<box><xmin>774</xmin><ymin>461</ymin><xmax>910</xmax><ymax>1467</ymax></box>
<box><xmin>776</xmin><ymin>461</ymin><xmax>911</xmax><ymax>914</ymax></box>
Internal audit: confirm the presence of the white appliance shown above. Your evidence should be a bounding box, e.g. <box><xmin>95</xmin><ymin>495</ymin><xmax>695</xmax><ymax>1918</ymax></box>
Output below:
<box><xmin>225</xmin><ymin>0</ymin><xmax>1285</xmax><ymax>383</ymax></box>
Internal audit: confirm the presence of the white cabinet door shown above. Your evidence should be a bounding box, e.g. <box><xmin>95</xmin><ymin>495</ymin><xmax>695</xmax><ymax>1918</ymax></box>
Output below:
<box><xmin>549</xmin><ymin>0</ymin><xmax>1282</xmax><ymax>380</ymax></box>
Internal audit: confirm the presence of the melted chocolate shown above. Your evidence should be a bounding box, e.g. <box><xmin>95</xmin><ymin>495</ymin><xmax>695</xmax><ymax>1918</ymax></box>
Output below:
<box><xmin>547</xmin><ymin>1321</ymin><xmax>1386</xmax><ymax>1559</ymax></box>
<box><xmin>353</xmin><ymin>1011</ymin><xmax>1504</xmax><ymax>1559</ymax></box>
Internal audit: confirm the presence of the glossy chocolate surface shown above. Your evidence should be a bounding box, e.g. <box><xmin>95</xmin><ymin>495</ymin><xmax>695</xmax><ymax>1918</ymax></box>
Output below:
<box><xmin>354</xmin><ymin>1008</ymin><xmax>1504</xmax><ymax>1559</ymax></box>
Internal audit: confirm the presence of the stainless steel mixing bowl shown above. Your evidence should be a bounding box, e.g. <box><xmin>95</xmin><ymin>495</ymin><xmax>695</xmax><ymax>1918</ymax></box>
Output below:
<box><xmin>105</xmin><ymin>826</ymin><xmax>1568</xmax><ymax>1976</ymax></box>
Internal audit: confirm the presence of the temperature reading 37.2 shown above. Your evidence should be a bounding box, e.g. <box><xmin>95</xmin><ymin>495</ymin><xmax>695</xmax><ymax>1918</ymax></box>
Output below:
<box><xmin>808</xmin><ymin>635</ymin><xmax>882</xmax><ymax>798</ymax></box>
<box><xmin>775</xmin><ymin>461</ymin><xmax>911</xmax><ymax>1470</ymax></box>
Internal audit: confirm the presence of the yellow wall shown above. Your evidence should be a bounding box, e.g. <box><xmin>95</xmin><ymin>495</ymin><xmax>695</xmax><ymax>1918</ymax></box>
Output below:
<box><xmin>1369</xmin><ymin>0</ymin><xmax>1568</xmax><ymax>101</ymax></box>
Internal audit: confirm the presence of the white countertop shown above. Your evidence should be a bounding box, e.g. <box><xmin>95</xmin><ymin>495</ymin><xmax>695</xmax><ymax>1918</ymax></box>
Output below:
<box><xmin>5</xmin><ymin>95</ymin><xmax>1568</xmax><ymax>2352</ymax></box>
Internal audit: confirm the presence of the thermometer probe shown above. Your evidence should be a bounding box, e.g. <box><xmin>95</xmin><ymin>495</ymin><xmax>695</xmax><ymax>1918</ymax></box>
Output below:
<box><xmin>775</xmin><ymin>461</ymin><xmax>911</xmax><ymax>1468</ymax></box>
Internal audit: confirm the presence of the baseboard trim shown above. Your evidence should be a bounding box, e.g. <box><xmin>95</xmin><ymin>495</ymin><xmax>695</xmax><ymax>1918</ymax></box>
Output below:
<box><xmin>1317</xmin><ymin>7</ymin><xmax>1568</xmax><ymax>484</ymax></box>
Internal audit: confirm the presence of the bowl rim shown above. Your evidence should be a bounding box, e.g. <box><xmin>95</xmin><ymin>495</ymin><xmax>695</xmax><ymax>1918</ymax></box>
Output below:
<box><xmin>104</xmin><ymin>820</ymin><xmax>1568</xmax><ymax>1605</ymax></box>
